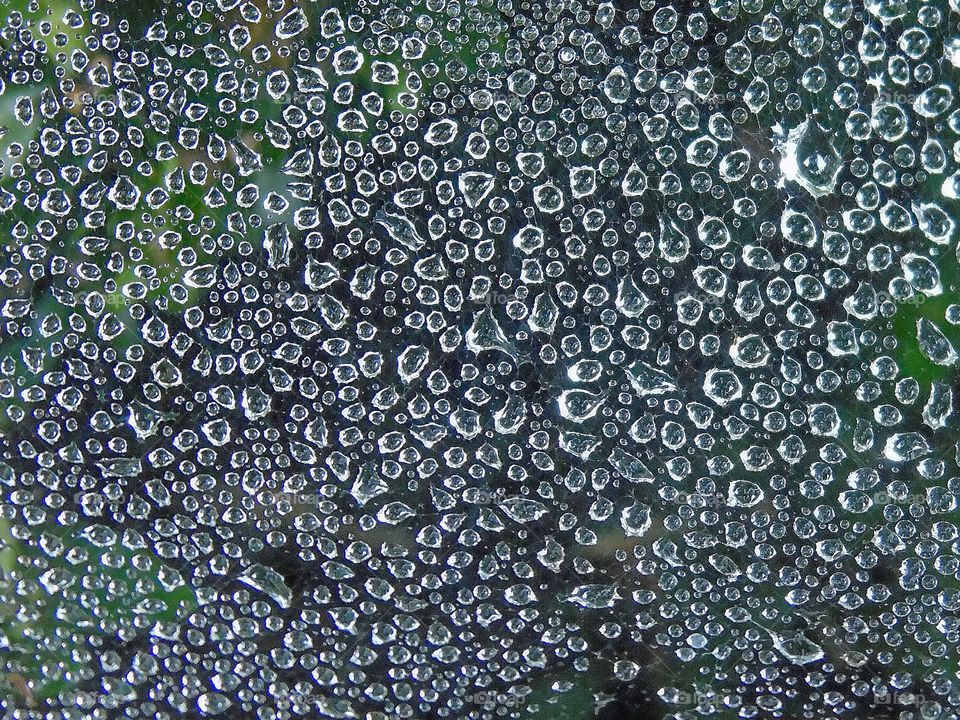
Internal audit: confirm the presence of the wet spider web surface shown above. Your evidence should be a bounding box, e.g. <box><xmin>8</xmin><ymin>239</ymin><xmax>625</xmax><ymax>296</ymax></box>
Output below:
<box><xmin>1</xmin><ymin>0</ymin><xmax>960</xmax><ymax>718</ymax></box>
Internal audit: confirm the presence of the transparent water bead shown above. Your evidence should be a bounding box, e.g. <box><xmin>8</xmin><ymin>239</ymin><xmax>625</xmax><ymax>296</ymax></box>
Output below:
<box><xmin>0</xmin><ymin>0</ymin><xmax>957</xmax><ymax>718</ymax></box>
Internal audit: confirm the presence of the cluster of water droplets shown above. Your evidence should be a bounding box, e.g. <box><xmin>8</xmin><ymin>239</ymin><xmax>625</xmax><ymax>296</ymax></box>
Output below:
<box><xmin>1</xmin><ymin>0</ymin><xmax>960</xmax><ymax>718</ymax></box>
